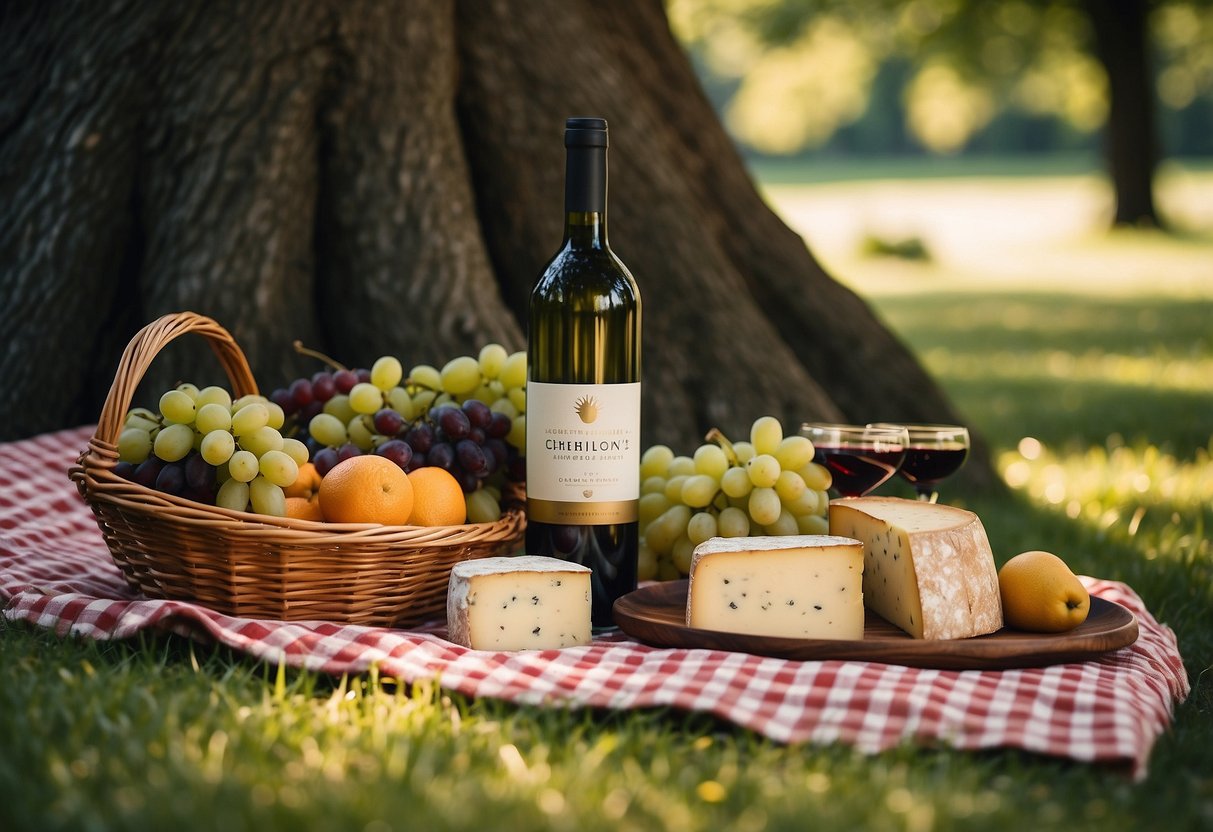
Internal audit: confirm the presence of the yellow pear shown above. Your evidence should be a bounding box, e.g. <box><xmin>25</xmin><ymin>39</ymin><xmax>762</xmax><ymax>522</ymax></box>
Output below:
<box><xmin>998</xmin><ymin>550</ymin><xmax>1090</xmax><ymax>633</ymax></box>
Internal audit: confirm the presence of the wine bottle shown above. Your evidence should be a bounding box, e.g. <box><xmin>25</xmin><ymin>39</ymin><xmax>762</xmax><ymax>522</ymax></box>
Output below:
<box><xmin>526</xmin><ymin>117</ymin><xmax>642</xmax><ymax>628</ymax></box>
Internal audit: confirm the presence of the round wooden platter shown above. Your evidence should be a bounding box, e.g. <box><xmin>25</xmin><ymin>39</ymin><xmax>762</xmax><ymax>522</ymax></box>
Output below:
<box><xmin>612</xmin><ymin>580</ymin><xmax>1139</xmax><ymax>670</ymax></box>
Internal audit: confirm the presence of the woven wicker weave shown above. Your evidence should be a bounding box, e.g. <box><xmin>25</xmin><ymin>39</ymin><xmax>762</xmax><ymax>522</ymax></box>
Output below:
<box><xmin>70</xmin><ymin>312</ymin><xmax>526</xmax><ymax>626</ymax></box>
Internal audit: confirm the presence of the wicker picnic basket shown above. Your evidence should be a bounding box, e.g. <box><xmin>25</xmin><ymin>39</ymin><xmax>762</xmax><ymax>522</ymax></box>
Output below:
<box><xmin>69</xmin><ymin>311</ymin><xmax>526</xmax><ymax>627</ymax></box>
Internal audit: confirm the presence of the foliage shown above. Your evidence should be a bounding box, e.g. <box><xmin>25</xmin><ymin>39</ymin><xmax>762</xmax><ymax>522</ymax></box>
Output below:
<box><xmin>668</xmin><ymin>0</ymin><xmax>1213</xmax><ymax>156</ymax></box>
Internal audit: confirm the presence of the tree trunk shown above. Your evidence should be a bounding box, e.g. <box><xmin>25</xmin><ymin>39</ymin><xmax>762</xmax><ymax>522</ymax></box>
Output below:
<box><xmin>0</xmin><ymin>0</ymin><xmax>996</xmax><ymax>488</ymax></box>
<box><xmin>1082</xmin><ymin>0</ymin><xmax>1162</xmax><ymax>227</ymax></box>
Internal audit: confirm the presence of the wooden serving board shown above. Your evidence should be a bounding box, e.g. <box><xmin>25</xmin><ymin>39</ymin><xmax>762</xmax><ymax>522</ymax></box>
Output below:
<box><xmin>612</xmin><ymin>580</ymin><xmax>1138</xmax><ymax>670</ymax></box>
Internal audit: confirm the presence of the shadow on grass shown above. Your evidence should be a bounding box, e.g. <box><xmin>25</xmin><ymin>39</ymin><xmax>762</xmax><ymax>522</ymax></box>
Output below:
<box><xmin>883</xmin><ymin>293</ymin><xmax>1211</xmax><ymax>360</ymax></box>
<box><xmin>869</xmin><ymin>292</ymin><xmax>1213</xmax><ymax>458</ymax></box>
<box><xmin>943</xmin><ymin>376</ymin><xmax>1213</xmax><ymax>458</ymax></box>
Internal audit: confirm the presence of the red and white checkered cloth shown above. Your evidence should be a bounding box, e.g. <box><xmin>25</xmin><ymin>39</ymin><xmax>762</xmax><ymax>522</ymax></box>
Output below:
<box><xmin>1</xmin><ymin>427</ymin><xmax>1189</xmax><ymax>779</ymax></box>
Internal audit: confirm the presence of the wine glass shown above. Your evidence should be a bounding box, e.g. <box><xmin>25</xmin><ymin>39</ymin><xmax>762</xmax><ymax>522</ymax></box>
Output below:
<box><xmin>800</xmin><ymin>423</ymin><xmax>909</xmax><ymax>498</ymax></box>
<box><xmin>870</xmin><ymin>423</ymin><xmax>970</xmax><ymax>503</ymax></box>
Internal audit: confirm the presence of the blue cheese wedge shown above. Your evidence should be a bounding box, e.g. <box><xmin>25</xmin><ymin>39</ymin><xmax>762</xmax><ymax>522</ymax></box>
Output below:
<box><xmin>447</xmin><ymin>556</ymin><xmax>592</xmax><ymax>650</ymax></box>
<box><xmin>686</xmin><ymin>535</ymin><xmax>865</xmax><ymax>640</ymax></box>
<box><xmin>829</xmin><ymin>497</ymin><xmax>1002</xmax><ymax>640</ymax></box>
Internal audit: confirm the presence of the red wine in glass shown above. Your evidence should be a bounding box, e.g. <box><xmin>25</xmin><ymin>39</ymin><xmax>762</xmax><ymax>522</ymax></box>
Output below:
<box><xmin>870</xmin><ymin>424</ymin><xmax>970</xmax><ymax>502</ymax></box>
<box><xmin>900</xmin><ymin>446</ymin><xmax>968</xmax><ymax>487</ymax></box>
<box><xmin>813</xmin><ymin>446</ymin><xmax>906</xmax><ymax>498</ymax></box>
<box><xmin>801</xmin><ymin>424</ymin><xmax>909</xmax><ymax>498</ymax></box>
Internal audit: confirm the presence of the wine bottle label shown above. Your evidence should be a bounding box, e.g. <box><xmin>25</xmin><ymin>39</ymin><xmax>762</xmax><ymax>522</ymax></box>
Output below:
<box><xmin>525</xmin><ymin>381</ymin><xmax>640</xmax><ymax>525</ymax></box>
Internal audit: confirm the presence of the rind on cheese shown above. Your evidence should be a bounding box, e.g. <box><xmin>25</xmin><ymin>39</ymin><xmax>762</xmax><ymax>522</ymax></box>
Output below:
<box><xmin>828</xmin><ymin>497</ymin><xmax>1002</xmax><ymax>640</ymax></box>
<box><xmin>447</xmin><ymin>556</ymin><xmax>591</xmax><ymax>651</ymax></box>
<box><xmin>686</xmin><ymin>535</ymin><xmax>864</xmax><ymax>640</ymax></box>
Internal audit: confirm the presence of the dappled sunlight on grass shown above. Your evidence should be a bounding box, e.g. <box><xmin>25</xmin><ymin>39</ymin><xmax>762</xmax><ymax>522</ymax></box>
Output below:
<box><xmin>1000</xmin><ymin>436</ymin><xmax>1213</xmax><ymax>523</ymax></box>
<box><xmin>990</xmin><ymin>436</ymin><xmax>1212</xmax><ymax>635</ymax></box>
<box><xmin>927</xmin><ymin>347</ymin><xmax>1213</xmax><ymax>396</ymax></box>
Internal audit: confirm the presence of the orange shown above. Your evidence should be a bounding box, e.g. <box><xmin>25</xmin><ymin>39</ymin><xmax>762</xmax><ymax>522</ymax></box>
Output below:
<box><xmin>318</xmin><ymin>455</ymin><xmax>414</xmax><ymax>525</ymax></box>
<box><xmin>284</xmin><ymin>462</ymin><xmax>322</xmax><ymax>499</ymax></box>
<box><xmin>406</xmin><ymin>467</ymin><xmax>467</xmax><ymax>526</ymax></box>
<box><xmin>285</xmin><ymin>496</ymin><xmax>325</xmax><ymax>522</ymax></box>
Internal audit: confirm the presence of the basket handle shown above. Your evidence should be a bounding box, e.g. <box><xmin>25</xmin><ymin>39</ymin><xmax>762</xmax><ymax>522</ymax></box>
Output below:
<box><xmin>93</xmin><ymin>312</ymin><xmax>260</xmax><ymax>447</ymax></box>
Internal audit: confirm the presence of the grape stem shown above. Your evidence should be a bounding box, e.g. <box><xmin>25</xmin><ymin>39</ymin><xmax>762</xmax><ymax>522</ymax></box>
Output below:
<box><xmin>292</xmin><ymin>340</ymin><xmax>348</xmax><ymax>372</ymax></box>
<box><xmin>704</xmin><ymin>427</ymin><xmax>738</xmax><ymax>466</ymax></box>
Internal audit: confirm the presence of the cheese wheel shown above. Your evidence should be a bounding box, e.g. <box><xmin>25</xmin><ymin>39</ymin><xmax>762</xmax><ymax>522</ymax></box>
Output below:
<box><xmin>829</xmin><ymin>497</ymin><xmax>1002</xmax><ymax>640</ymax></box>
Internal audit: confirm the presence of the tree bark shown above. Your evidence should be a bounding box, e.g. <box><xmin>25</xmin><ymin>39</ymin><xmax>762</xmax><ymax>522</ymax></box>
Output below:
<box><xmin>0</xmin><ymin>0</ymin><xmax>995</xmax><ymax>488</ymax></box>
<box><xmin>1082</xmin><ymin>0</ymin><xmax>1161</xmax><ymax>227</ymax></box>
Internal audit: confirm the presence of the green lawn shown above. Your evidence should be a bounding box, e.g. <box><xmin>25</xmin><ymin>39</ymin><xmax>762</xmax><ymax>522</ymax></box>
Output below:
<box><xmin>4</xmin><ymin>164</ymin><xmax>1212</xmax><ymax>831</ymax></box>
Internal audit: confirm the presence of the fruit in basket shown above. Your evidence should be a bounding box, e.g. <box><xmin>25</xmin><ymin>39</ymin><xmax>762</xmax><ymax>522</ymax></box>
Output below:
<box><xmin>281</xmin><ymin>437</ymin><xmax>309</xmax><ymax>466</ymax></box>
<box><xmin>998</xmin><ymin>550</ymin><xmax>1090</xmax><ymax>632</ymax></box>
<box><xmin>258</xmin><ymin>449</ymin><xmax>300</xmax><ymax>488</ymax></box>
<box><xmin>284</xmin><ymin>345</ymin><xmax>528</xmax><ymax>502</ymax></box>
<box><xmin>371</xmin><ymin>356</ymin><xmax>404</xmax><ymax>391</ymax></box>
<box><xmin>284</xmin><ymin>495</ymin><xmax>324</xmax><ymax>522</ymax></box>
<box><xmin>230</xmin><ymin>402</ymin><xmax>269</xmax><ymax>436</ymax></box>
<box><xmin>199</xmin><ymin>430</ymin><xmax>235</xmax><ymax>465</ymax></box>
<box><xmin>349</xmin><ymin>382</ymin><xmax>384</xmax><ymax>415</ymax></box>
<box><xmin>117</xmin><ymin>427</ymin><xmax>152</xmax><ymax>464</ymax></box>
<box><xmin>195</xmin><ymin>402</ymin><xmax>232</xmax><ymax>434</ymax></box>
<box><xmin>228</xmin><ymin>450</ymin><xmax>259</xmax><ymax>482</ymax></box>
<box><xmin>318</xmin><ymin>455</ymin><xmax>415</xmax><ymax>525</ymax></box>
<box><xmin>116</xmin><ymin>382</ymin><xmax>312</xmax><ymax>517</ymax></box>
<box><xmin>117</xmin><ymin>342</ymin><xmax>532</xmax><ymax>525</ymax></box>
<box><xmin>249</xmin><ymin>475</ymin><xmax>286</xmax><ymax>515</ymax></box>
<box><xmin>635</xmin><ymin>415</ymin><xmax>832</xmax><ymax>581</ymax></box>
<box><xmin>440</xmin><ymin>356</ymin><xmax>481</xmax><ymax>396</ymax></box>
<box><xmin>466</xmin><ymin>488</ymin><xmax>503</xmax><ymax>523</ymax></box>
<box><xmin>405</xmin><ymin>467</ymin><xmax>467</xmax><ymax>526</ymax></box>
<box><xmin>308</xmin><ymin>412</ymin><xmax>348</xmax><ymax>447</ymax></box>
<box><xmin>159</xmin><ymin>389</ymin><xmax>196</xmax><ymax>424</ymax></box>
<box><xmin>284</xmin><ymin>462</ymin><xmax>322</xmax><ymax>499</ymax></box>
<box><xmin>155</xmin><ymin>462</ymin><xmax>186</xmax><ymax>495</ymax></box>
<box><xmin>216</xmin><ymin>478</ymin><xmax>250</xmax><ymax>512</ymax></box>
<box><xmin>153</xmin><ymin>423</ymin><xmax>194</xmax><ymax>462</ymax></box>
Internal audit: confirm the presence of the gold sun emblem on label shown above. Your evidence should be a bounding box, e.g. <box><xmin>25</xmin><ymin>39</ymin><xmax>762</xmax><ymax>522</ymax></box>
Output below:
<box><xmin>574</xmin><ymin>395</ymin><xmax>600</xmax><ymax>424</ymax></box>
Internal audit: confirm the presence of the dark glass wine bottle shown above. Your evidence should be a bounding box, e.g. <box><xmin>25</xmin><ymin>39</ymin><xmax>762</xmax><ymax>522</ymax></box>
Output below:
<box><xmin>526</xmin><ymin>117</ymin><xmax>642</xmax><ymax>629</ymax></box>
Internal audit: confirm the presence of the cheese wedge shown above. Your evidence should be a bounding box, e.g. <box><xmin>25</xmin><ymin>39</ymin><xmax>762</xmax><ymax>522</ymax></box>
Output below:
<box><xmin>447</xmin><ymin>556</ymin><xmax>591</xmax><ymax>650</ymax></box>
<box><xmin>686</xmin><ymin>535</ymin><xmax>865</xmax><ymax>640</ymax></box>
<box><xmin>829</xmin><ymin>497</ymin><xmax>1002</xmax><ymax>640</ymax></box>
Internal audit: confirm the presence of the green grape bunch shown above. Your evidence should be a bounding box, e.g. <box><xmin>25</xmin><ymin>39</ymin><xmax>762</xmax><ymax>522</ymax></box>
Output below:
<box><xmin>112</xmin><ymin>383</ymin><xmax>309</xmax><ymax>518</ymax></box>
<box><xmin>636</xmin><ymin>416</ymin><xmax>833</xmax><ymax>581</ymax></box>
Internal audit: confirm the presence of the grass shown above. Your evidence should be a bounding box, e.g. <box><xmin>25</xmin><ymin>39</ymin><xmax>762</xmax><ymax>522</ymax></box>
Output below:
<box><xmin>884</xmin><ymin>291</ymin><xmax>1213</xmax><ymax>456</ymax></box>
<box><xmin>4</xmin><ymin>162</ymin><xmax>1213</xmax><ymax>831</ymax></box>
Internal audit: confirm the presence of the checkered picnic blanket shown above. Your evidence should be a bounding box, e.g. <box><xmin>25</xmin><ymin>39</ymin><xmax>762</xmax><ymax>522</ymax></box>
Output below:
<box><xmin>1</xmin><ymin>427</ymin><xmax>1189</xmax><ymax>779</ymax></box>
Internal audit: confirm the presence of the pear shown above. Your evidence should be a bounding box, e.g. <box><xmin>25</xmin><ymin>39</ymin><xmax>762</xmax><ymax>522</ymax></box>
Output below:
<box><xmin>998</xmin><ymin>550</ymin><xmax>1090</xmax><ymax>633</ymax></box>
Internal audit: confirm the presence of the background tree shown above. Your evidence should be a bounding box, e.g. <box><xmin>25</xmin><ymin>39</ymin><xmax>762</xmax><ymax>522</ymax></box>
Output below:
<box><xmin>0</xmin><ymin>0</ymin><xmax>997</xmax><ymax>485</ymax></box>
<box><xmin>670</xmin><ymin>0</ymin><xmax>1213</xmax><ymax>227</ymax></box>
